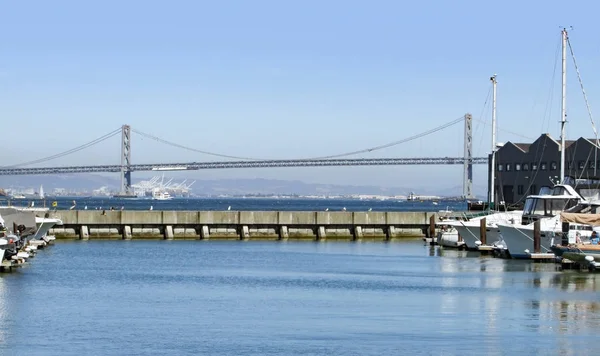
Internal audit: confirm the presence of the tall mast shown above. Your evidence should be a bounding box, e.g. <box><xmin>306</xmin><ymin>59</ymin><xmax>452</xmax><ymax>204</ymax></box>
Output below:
<box><xmin>490</xmin><ymin>74</ymin><xmax>497</xmax><ymax>209</ymax></box>
<box><xmin>560</xmin><ymin>28</ymin><xmax>568</xmax><ymax>183</ymax></box>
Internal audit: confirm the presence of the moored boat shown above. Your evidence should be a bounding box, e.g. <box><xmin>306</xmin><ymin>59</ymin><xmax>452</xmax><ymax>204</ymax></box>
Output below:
<box><xmin>435</xmin><ymin>221</ymin><xmax>465</xmax><ymax>248</ymax></box>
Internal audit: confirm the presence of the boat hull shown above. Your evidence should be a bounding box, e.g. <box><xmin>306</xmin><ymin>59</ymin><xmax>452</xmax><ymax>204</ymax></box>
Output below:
<box><xmin>552</xmin><ymin>244</ymin><xmax>600</xmax><ymax>257</ymax></box>
<box><xmin>452</xmin><ymin>224</ymin><xmax>500</xmax><ymax>249</ymax></box>
<box><xmin>497</xmin><ymin>223</ymin><xmax>557</xmax><ymax>259</ymax></box>
<box><xmin>436</xmin><ymin>230</ymin><xmax>464</xmax><ymax>248</ymax></box>
<box><xmin>33</xmin><ymin>217</ymin><xmax>62</xmax><ymax>240</ymax></box>
<box><xmin>446</xmin><ymin>211</ymin><xmax>522</xmax><ymax>249</ymax></box>
<box><xmin>562</xmin><ymin>251</ymin><xmax>600</xmax><ymax>265</ymax></box>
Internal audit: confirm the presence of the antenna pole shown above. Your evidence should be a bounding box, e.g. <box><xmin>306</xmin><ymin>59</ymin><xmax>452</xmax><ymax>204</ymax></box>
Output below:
<box><xmin>490</xmin><ymin>74</ymin><xmax>497</xmax><ymax>209</ymax></box>
<box><xmin>560</xmin><ymin>28</ymin><xmax>568</xmax><ymax>183</ymax></box>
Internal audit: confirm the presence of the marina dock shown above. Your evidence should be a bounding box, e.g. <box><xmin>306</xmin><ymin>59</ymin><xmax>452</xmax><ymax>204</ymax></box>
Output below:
<box><xmin>47</xmin><ymin>210</ymin><xmax>442</xmax><ymax>240</ymax></box>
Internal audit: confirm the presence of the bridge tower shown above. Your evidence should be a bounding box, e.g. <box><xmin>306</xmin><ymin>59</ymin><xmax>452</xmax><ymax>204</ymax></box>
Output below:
<box><xmin>120</xmin><ymin>124</ymin><xmax>132</xmax><ymax>195</ymax></box>
<box><xmin>463</xmin><ymin>113</ymin><xmax>474</xmax><ymax>199</ymax></box>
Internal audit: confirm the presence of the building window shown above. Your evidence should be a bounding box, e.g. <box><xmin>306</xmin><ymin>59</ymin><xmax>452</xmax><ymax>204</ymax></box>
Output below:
<box><xmin>591</xmin><ymin>161</ymin><xmax>596</xmax><ymax>169</ymax></box>
<box><xmin>515</xmin><ymin>163</ymin><xmax>521</xmax><ymax>171</ymax></box>
<box><xmin>531</xmin><ymin>185</ymin><xmax>537</xmax><ymax>194</ymax></box>
<box><xmin>567</xmin><ymin>162</ymin><xmax>572</xmax><ymax>170</ymax></box>
<box><xmin>579</xmin><ymin>161</ymin><xmax>586</xmax><ymax>170</ymax></box>
<box><xmin>551</xmin><ymin>161</ymin><xmax>557</xmax><ymax>170</ymax></box>
<box><xmin>522</xmin><ymin>163</ymin><xmax>529</xmax><ymax>171</ymax></box>
<box><xmin>532</xmin><ymin>162</ymin><xmax>538</xmax><ymax>171</ymax></box>
<box><xmin>518</xmin><ymin>185</ymin><xmax>524</xmax><ymax>194</ymax></box>
<box><xmin>506</xmin><ymin>163</ymin><xmax>512</xmax><ymax>171</ymax></box>
<box><xmin>497</xmin><ymin>164</ymin><xmax>503</xmax><ymax>172</ymax></box>
<box><xmin>540</xmin><ymin>162</ymin><xmax>547</xmax><ymax>170</ymax></box>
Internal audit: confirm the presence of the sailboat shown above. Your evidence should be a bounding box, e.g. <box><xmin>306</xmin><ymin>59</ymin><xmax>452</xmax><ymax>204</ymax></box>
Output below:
<box><xmin>447</xmin><ymin>75</ymin><xmax>523</xmax><ymax>250</ymax></box>
<box><xmin>497</xmin><ymin>28</ymin><xmax>600</xmax><ymax>258</ymax></box>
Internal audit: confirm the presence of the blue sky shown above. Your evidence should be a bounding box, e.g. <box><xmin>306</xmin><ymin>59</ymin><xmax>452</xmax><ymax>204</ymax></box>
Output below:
<box><xmin>1</xmin><ymin>0</ymin><xmax>600</xmax><ymax>194</ymax></box>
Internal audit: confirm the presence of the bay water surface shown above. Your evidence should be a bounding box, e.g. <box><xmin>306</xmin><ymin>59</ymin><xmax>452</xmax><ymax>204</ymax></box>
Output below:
<box><xmin>0</xmin><ymin>198</ymin><xmax>597</xmax><ymax>355</ymax></box>
<box><xmin>0</xmin><ymin>240</ymin><xmax>598</xmax><ymax>355</ymax></box>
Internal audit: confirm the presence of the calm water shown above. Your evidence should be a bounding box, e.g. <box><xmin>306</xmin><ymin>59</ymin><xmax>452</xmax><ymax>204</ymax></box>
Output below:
<box><xmin>1</xmin><ymin>196</ymin><xmax>466</xmax><ymax>212</ymax></box>
<box><xmin>0</xmin><ymin>240</ymin><xmax>598</xmax><ymax>355</ymax></box>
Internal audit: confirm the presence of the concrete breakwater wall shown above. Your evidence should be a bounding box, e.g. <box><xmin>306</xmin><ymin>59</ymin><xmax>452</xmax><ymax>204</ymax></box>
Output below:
<box><xmin>47</xmin><ymin>210</ymin><xmax>439</xmax><ymax>240</ymax></box>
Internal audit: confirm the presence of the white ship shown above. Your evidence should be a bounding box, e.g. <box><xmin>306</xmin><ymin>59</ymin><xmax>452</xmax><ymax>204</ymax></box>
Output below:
<box><xmin>132</xmin><ymin>174</ymin><xmax>194</xmax><ymax>198</ymax></box>
<box><xmin>152</xmin><ymin>189</ymin><xmax>173</xmax><ymax>200</ymax></box>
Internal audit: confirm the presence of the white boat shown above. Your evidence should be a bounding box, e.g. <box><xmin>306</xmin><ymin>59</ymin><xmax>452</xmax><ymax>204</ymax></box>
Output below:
<box><xmin>449</xmin><ymin>210</ymin><xmax>523</xmax><ymax>249</ymax></box>
<box><xmin>435</xmin><ymin>224</ymin><xmax>465</xmax><ymax>248</ymax></box>
<box><xmin>150</xmin><ymin>174</ymin><xmax>174</xmax><ymax>200</ymax></box>
<box><xmin>497</xmin><ymin>217</ymin><xmax>595</xmax><ymax>259</ymax></box>
<box><xmin>0</xmin><ymin>238</ymin><xmax>11</xmax><ymax>262</ymax></box>
<box><xmin>497</xmin><ymin>194</ymin><xmax>597</xmax><ymax>258</ymax></box>
<box><xmin>32</xmin><ymin>216</ymin><xmax>62</xmax><ymax>243</ymax></box>
<box><xmin>152</xmin><ymin>190</ymin><xmax>172</xmax><ymax>200</ymax></box>
<box><xmin>455</xmin><ymin>184</ymin><xmax>583</xmax><ymax>254</ymax></box>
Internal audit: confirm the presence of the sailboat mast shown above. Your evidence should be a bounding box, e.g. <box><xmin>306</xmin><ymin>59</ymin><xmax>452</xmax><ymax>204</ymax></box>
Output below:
<box><xmin>560</xmin><ymin>28</ymin><xmax>568</xmax><ymax>183</ymax></box>
<box><xmin>490</xmin><ymin>74</ymin><xmax>497</xmax><ymax>209</ymax></box>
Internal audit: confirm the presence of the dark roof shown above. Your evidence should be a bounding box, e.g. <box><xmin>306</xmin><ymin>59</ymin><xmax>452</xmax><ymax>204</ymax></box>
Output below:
<box><xmin>565</xmin><ymin>140</ymin><xmax>577</xmax><ymax>149</ymax></box>
<box><xmin>502</xmin><ymin>134</ymin><xmax>600</xmax><ymax>154</ymax></box>
<box><xmin>566</xmin><ymin>138</ymin><xmax>600</xmax><ymax>148</ymax></box>
<box><xmin>514</xmin><ymin>143</ymin><xmax>531</xmax><ymax>152</ymax></box>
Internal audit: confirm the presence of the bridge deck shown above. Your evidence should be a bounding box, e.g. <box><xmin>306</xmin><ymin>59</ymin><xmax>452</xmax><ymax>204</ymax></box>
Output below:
<box><xmin>0</xmin><ymin>157</ymin><xmax>488</xmax><ymax>175</ymax></box>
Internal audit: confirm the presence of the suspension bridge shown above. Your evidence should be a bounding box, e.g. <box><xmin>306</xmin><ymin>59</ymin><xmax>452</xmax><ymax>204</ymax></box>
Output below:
<box><xmin>0</xmin><ymin>113</ymin><xmax>489</xmax><ymax>198</ymax></box>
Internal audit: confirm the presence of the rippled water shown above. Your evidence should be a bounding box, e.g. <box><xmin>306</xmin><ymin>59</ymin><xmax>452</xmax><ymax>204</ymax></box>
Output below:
<box><xmin>0</xmin><ymin>241</ymin><xmax>598</xmax><ymax>355</ymax></box>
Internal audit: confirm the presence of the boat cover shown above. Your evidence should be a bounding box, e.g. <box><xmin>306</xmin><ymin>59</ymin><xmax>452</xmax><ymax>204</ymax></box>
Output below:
<box><xmin>560</xmin><ymin>212</ymin><xmax>600</xmax><ymax>225</ymax></box>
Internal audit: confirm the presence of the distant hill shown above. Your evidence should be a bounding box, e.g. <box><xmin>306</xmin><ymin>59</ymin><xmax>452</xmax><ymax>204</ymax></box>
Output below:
<box><xmin>0</xmin><ymin>174</ymin><xmax>485</xmax><ymax>197</ymax></box>
<box><xmin>0</xmin><ymin>174</ymin><xmax>120</xmax><ymax>191</ymax></box>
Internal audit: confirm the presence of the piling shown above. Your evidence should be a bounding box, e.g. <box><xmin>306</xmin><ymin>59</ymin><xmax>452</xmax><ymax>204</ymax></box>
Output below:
<box><xmin>123</xmin><ymin>225</ymin><xmax>132</xmax><ymax>240</ymax></box>
<box><xmin>241</xmin><ymin>225</ymin><xmax>250</xmax><ymax>240</ymax></box>
<box><xmin>354</xmin><ymin>226</ymin><xmax>363</xmax><ymax>241</ymax></box>
<box><xmin>279</xmin><ymin>226</ymin><xmax>289</xmax><ymax>240</ymax></box>
<box><xmin>200</xmin><ymin>225</ymin><xmax>210</xmax><ymax>240</ymax></box>
<box><xmin>386</xmin><ymin>226</ymin><xmax>395</xmax><ymax>241</ymax></box>
<box><xmin>80</xmin><ymin>225</ymin><xmax>89</xmax><ymax>240</ymax></box>
<box><xmin>317</xmin><ymin>226</ymin><xmax>326</xmax><ymax>241</ymax></box>
<box><xmin>164</xmin><ymin>225</ymin><xmax>174</xmax><ymax>240</ymax></box>
<box><xmin>479</xmin><ymin>218</ymin><xmax>487</xmax><ymax>245</ymax></box>
<box><xmin>561</xmin><ymin>221</ymin><xmax>569</xmax><ymax>245</ymax></box>
<box><xmin>533</xmin><ymin>220</ymin><xmax>541</xmax><ymax>253</ymax></box>
<box><xmin>429</xmin><ymin>215</ymin><xmax>435</xmax><ymax>239</ymax></box>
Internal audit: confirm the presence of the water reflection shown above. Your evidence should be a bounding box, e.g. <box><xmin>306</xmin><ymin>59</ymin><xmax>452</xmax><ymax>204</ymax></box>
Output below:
<box><xmin>549</xmin><ymin>273</ymin><xmax>600</xmax><ymax>292</ymax></box>
<box><xmin>519</xmin><ymin>271</ymin><xmax>600</xmax><ymax>350</ymax></box>
<box><xmin>0</xmin><ymin>277</ymin><xmax>9</xmax><ymax>344</ymax></box>
<box><xmin>435</xmin><ymin>246</ymin><xmax>600</xmax><ymax>353</ymax></box>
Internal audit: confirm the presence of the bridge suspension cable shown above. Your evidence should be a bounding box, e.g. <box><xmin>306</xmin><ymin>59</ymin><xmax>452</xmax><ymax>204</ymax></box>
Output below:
<box><xmin>472</xmin><ymin>118</ymin><xmax>535</xmax><ymax>141</ymax></box>
<box><xmin>132</xmin><ymin>115</ymin><xmax>466</xmax><ymax>161</ymax></box>
<box><xmin>3</xmin><ymin>128</ymin><xmax>122</xmax><ymax>168</ymax></box>
<box><xmin>132</xmin><ymin>128</ymin><xmax>262</xmax><ymax>160</ymax></box>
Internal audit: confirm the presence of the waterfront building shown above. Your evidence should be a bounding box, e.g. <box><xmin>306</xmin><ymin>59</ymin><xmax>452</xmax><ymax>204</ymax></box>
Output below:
<box><xmin>494</xmin><ymin>133</ymin><xmax>600</xmax><ymax>205</ymax></box>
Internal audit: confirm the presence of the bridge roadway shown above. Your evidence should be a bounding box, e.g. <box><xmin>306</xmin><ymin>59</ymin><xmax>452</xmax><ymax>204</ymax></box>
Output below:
<box><xmin>0</xmin><ymin>157</ymin><xmax>488</xmax><ymax>175</ymax></box>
